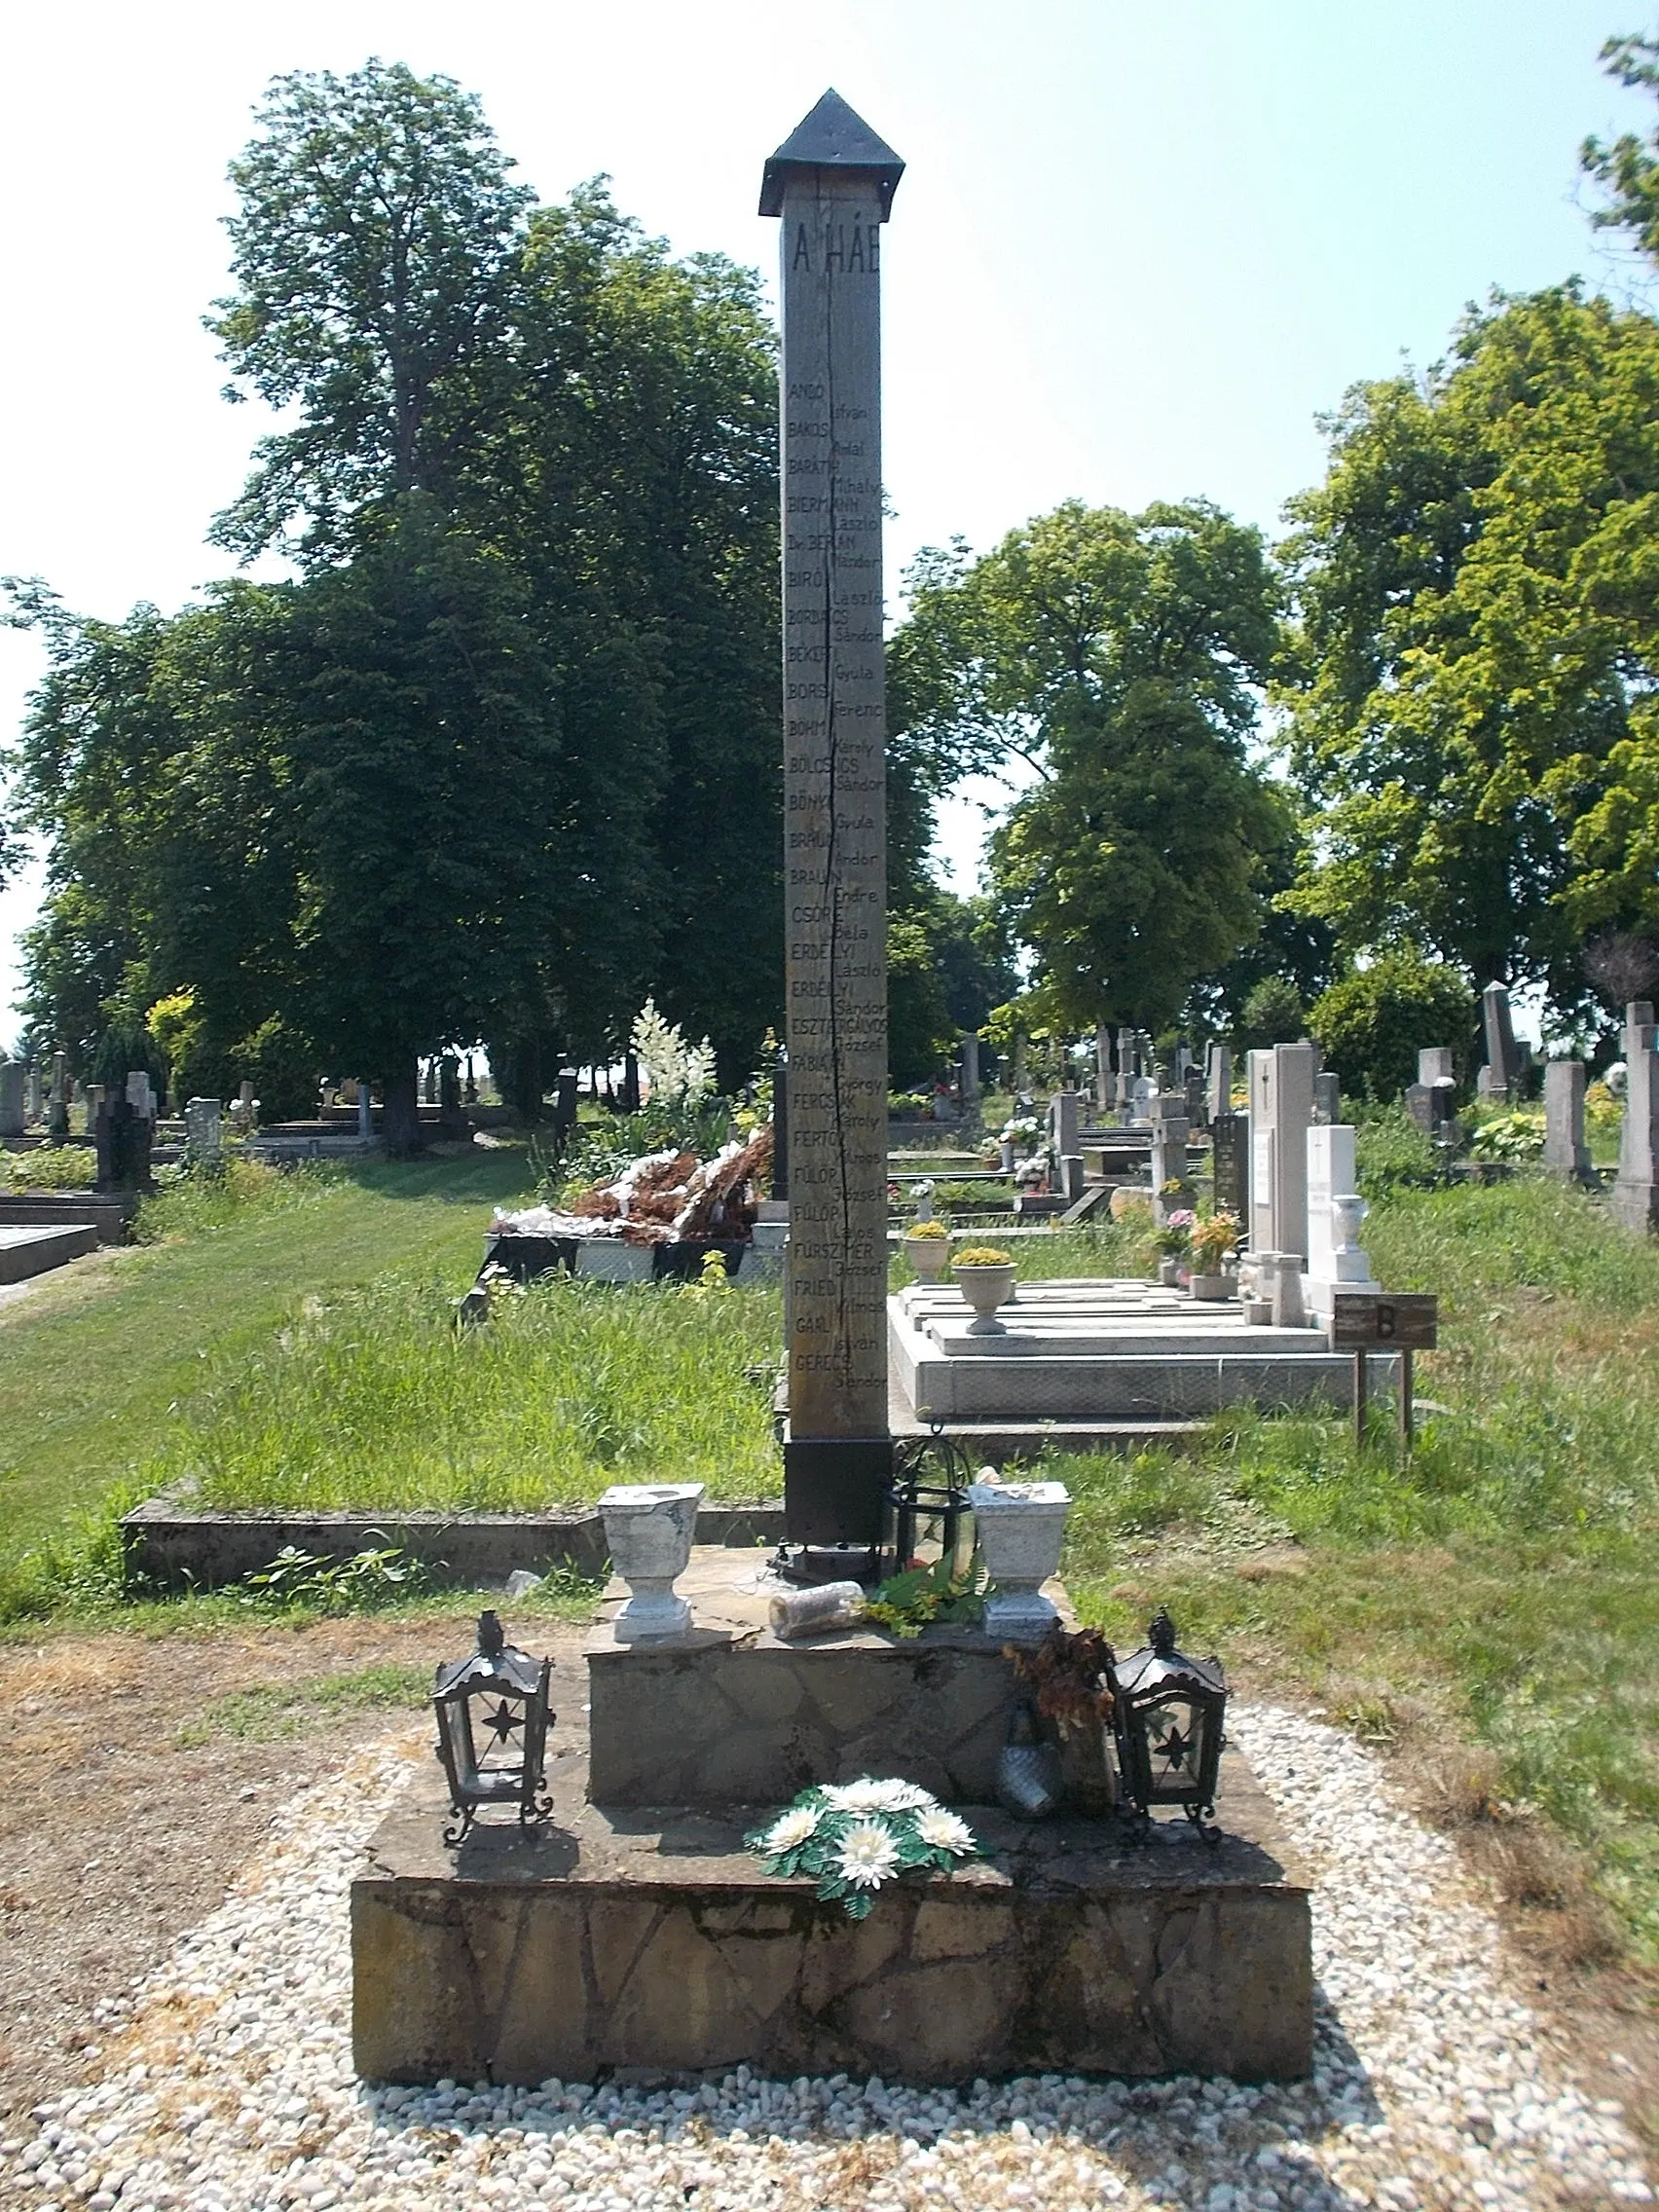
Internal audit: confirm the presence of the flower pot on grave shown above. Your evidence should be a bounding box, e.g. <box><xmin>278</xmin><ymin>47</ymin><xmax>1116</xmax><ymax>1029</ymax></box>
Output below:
<box><xmin>599</xmin><ymin>1482</ymin><xmax>704</xmax><ymax>1641</ymax></box>
<box><xmin>1157</xmin><ymin>1256</ymin><xmax>1181</xmax><ymax>1287</ymax></box>
<box><xmin>952</xmin><ymin>1261</ymin><xmax>1015</xmax><ymax>1335</ymax></box>
<box><xmin>903</xmin><ymin>1233</ymin><xmax>951</xmax><ymax>1282</ymax></box>
<box><xmin>968</xmin><ymin>1479</ymin><xmax>1071</xmax><ymax>1638</ymax></box>
<box><xmin>1191</xmin><ymin>1272</ymin><xmax>1231</xmax><ymax>1301</ymax></box>
<box><xmin>999</xmin><ymin>1140</ymin><xmax>1016</xmax><ymax>1171</ymax></box>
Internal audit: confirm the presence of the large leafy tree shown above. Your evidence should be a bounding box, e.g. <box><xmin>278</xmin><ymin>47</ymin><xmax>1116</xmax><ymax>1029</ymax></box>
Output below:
<box><xmin>11</xmin><ymin>66</ymin><xmax>783</xmax><ymax>1117</ymax></box>
<box><xmin>891</xmin><ymin>500</ymin><xmax>1287</xmax><ymax>1035</ymax></box>
<box><xmin>1278</xmin><ymin>283</ymin><xmax>1659</xmax><ymax>1005</ymax></box>
<box><xmin>209</xmin><ymin>60</ymin><xmax>534</xmax><ymax>563</ymax></box>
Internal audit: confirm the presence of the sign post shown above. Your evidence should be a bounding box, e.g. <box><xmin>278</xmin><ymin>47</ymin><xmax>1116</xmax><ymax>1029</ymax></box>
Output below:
<box><xmin>1329</xmin><ymin>1293</ymin><xmax>1439</xmax><ymax>1451</ymax></box>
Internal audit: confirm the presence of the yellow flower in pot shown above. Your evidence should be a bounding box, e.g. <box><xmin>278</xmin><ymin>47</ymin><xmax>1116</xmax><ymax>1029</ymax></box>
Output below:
<box><xmin>1188</xmin><ymin>1209</ymin><xmax>1240</xmax><ymax>1300</ymax></box>
<box><xmin>902</xmin><ymin>1218</ymin><xmax>952</xmax><ymax>1281</ymax></box>
<box><xmin>951</xmin><ymin>1243</ymin><xmax>1015</xmax><ymax>1335</ymax></box>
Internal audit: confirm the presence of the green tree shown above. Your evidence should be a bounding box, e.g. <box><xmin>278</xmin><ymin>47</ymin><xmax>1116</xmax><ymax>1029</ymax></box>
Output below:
<box><xmin>893</xmin><ymin>500</ymin><xmax>1287</xmax><ymax>1035</ymax></box>
<box><xmin>1239</xmin><ymin>976</ymin><xmax>1307</xmax><ymax>1050</ymax></box>
<box><xmin>1279</xmin><ymin>280</ymin><xmax>1659</xmax><ymax>1007</ymax></box>
<box><xmin>209</xmin><ymin>59</ymin><xmax>534</xmax><ymax>562</ymax></box>
<box><xmin>1309</xmin><ymin>949</ymin><xmax>1475</xmax><ymax>1101</ymax></box>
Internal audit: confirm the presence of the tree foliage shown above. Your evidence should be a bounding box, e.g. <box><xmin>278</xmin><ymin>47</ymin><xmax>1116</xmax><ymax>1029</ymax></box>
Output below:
<box><xmin>892</xmin><ymin>500</ymin><xmax>1289</xmax><ymax>1036</ymax></box>
<box><xmin>8</xmin><ymin>66</ymin><xmax>783</xmax><ymax>1121</ymax></box>
<box><xmin>1309</xmin><ymin>949</ymin><xmax>1475</xmax><ymax>1102</ymax></box>
<box><xmin>1279</xmin><ymin>281</ymin><xmax>1659</xmax><ymax>1005</ymax></box>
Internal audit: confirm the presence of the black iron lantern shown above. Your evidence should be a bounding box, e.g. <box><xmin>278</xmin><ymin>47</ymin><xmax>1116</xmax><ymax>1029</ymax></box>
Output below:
<box><xmin>432</xmin><ymin>1611</ymin><xmax>554</xmax><ymax>1844</ymax></box>
<box><xmin>1110</xmin><ymin>1608</ymin><xmax>1228</xmax><ymax>1838</ymax></box>
<box><xmin>882</xmin><ymin>1433</ymin><xmax>975</xmax><ymax>1580</ymax></box>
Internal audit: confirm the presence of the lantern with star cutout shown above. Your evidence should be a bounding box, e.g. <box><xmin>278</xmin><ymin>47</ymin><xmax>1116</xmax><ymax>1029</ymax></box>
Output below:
<box><xmin>432</xmin><ymin>1611</ymin><xmax>554</xmax><ymax>1843</ymax></box>
<box><xmin>1109</xmin><ymin>1608</ymin><xmax>1228</xmax><ymax>1838</ymax></box>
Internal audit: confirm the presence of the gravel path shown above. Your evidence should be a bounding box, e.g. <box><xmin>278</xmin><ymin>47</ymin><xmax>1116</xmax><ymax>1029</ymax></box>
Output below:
<box><xmin>0</xmin><ymin>1708</ymin><xmax>1650</xmax><ymax>2212</ymax></box>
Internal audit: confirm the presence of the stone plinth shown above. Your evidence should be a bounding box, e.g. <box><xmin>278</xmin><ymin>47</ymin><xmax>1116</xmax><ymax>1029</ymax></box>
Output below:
<box><xmin>585</xmin><ymin>1548</ymin><xmax>1061</xmax><ymax>1808</ymax></box>
<box><xmin>352</xmin><ymin>1751</ymin><xmax>1312</xmax><ymax>2087</ymax></box>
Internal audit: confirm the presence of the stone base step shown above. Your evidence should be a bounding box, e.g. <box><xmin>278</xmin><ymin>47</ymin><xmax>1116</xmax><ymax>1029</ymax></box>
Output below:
<box><xmin>352</xmin><ymin>1748</ymin><xmax>1312</xmax><ymax>2086</ymax></box>
<box><xmin>0</xmin><ymin>1222</ymin><xmax>98</xmax><ymax>1283</ymax></box>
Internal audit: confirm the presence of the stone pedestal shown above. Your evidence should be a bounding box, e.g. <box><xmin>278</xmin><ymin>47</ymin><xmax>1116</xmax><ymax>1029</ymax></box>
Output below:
<box><xmin>1301</xmin><ymin>1124</ymin><xmax>1380</xmax><ymax>1323</ymax></box>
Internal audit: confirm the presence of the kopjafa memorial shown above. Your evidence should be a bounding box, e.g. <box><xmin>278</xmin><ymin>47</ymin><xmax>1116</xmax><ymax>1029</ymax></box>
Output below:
<box><xmin>350</xmin><ymin>95</ymin><xmax>1312</xmax><ymax>2089</ymax></box>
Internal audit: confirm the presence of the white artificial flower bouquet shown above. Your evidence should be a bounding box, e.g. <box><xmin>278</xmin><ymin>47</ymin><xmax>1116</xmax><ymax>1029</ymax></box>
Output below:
<box><xmin>744</xmin><ymin>1778</ymin><xmax>982</xmax><ymax>1919</ymax></box>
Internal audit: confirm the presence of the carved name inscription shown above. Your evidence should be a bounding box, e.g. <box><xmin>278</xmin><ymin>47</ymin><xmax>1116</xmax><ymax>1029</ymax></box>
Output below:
<box><xmin>780</xmin><ymin>179</ymin><xmax>888</xmax><ymax>1440</ymax></box>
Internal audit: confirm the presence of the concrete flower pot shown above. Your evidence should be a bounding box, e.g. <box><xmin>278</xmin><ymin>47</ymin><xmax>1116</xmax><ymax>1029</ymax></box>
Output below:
<box><xmin>952</xmin><ymin>1261</ymin><xmax>1015</xmax><ymax>1335</ymax></box>
<box><xmin>903</xmin><ymin>1233</ymin><xmax>951</xmax><ymax>1282</ymax></box>
<box><xmin>969</xmin><ymin>1479</ymin><xmax>1071</xmax><ymax>1638</ymax></box>
<box><xmin>1190</xmin><ymin>1272</ymin><xmax>1231</xmax><ymax>1301</ymax></box>
<box><xmin>600</xmin><ymin>1482</ymin><xmax>704</xmax><ymax>1641</ymax></box>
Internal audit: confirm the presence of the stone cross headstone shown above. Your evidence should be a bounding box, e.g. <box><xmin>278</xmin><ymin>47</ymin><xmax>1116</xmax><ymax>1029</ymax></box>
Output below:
<box><xmin>1477</xmin><ymin>983</ymin><xmax>1519</xmax><ymax>1102</ymax></box>
<box><xmin>1302</xmin><ymin>1124</ymin><xmax>1381</xmax><ymax>1321</ymax></box>
<box><xmin>763</xmin><ymin>92</ymin><xmax>904</xmax><ymax>1545</ymax></box>
<box><xmin>0</xmin><ymin>1061</ymin><xmax>23</xmax><ymax>1140</ymax></box>
<box><xmin>1247</xmin><ymin>1041</ymin><xmax>1317</xmax><ymax>1262</ymax></box>
<box><xmin>1313</xmin><ymin>1070</ymin><xmax>1341</xmax><ymax>1125</ymax></box>
<box><xmin>1418</xmin><ymin>1047</ymin><xmax>1455</xmax><ymax>1087</ymax></box>
<box><xmin>1542</xmin><ymin>1059</ymin><xmax>1593</xmax><ymax>1185</ymax></box>
<box><xmin>1204</xmin><ymin>1043</ymin><xmax>1233</xmax><ymax>1124</ymax></box>
<box><xmin>1612</xmin><ymin>1001</ymin><xmax>1659</xmax><ymax>1232</ymax></box>
<box><xmin>1210</xmin><ymin>1110</ymin><xmax>1247</xmax><ymax>1224</ymax></box>
<box><xmin>183</xmin><ymin>1095</ymin><xmax>223</xmax><ymax>1166</ymax></box>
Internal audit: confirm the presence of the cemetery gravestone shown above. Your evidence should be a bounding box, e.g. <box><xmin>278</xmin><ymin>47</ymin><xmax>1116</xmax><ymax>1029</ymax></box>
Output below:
<box><xmin>183</xmin><ymin>1096</ymin><xmax>223</xmax><ymax>1167</ymax></box>
<box><xmin>1115</xmin><ymin>1025</ymin><xmax>1135</xmax><ymax>1112</ymax></box>
<box><xmin>1612</xmin><ymin>1001</ymin><xmax>1659</xmax><ymax>1233</ymax></box>
<box><xmin>1148</xmin><ymin>1096</ymin><xmax>1191</xmax><ymax>1222</ymax></box>
<box><xmin>1404</xmin><ymin>1083</ymin><xmax>1435</xmax><ymax>1135</ymax></box>
<box><xmin>0</xmin><ymin>1062</ymin><xmax>23</xmax><ymax>1140</ymax></box>
<box><xmin>959</xmin><ymin>1031</ymin><xmax>979</xmax><ymax>1104</ymax></box>
<box><xmin>1210</xmin><ymin>1110</ymin><xmax>1247</xmax><ymax>1224</ymax></box>
<box><xmin>1247</xmin><ymin>1042</ymin><xmax>1317</xmax><ymax>1265</ymax></box>
<box><xmin>763</xmin><ymin>92</ymin><xmax>903</xmax><ymax>1546</ymax></box>
<box><xmin>1312</xmin><ymin>1071</ymin><xmax>1341</xmax><ymax>1125</ymax></box>
<box><xmin>25</xmin><ymin>1062</ymin><xmax>42</xmax><ymax>1125</ymax></box>
<box><xmin>1543</xmin><ymin>1059</ymin><xmax>1593</xmax><ymax>1186</ymax></box>
<box><xmin>1418</xmin><ymin>1047</ymin><xmax>1455</xmax><ymax>1087</ymax></box>
<box><xmin>1094</xmin><ymin>1022</ymin><xmax>1112</xmax><ymax>1112</ymax></box>
<box><xmin>1302</xmin><ymin>1124</ymin><xmax>1380</xmax><ymax>1322</ymax></box>
<box><xmin>1477</xmin><ymin>982</ymin><xmax>1520</xmax><ymax>1102</ymax></box>
<box><xmin>48</xmin><ymin>1051</ymin><xmax>69</xmax><ymax>1141</ymax></box>
<box><xmin>1205</xmin><ymin>1043</ymin><xmax>1233</xmax><ymax>1124</ymax></box>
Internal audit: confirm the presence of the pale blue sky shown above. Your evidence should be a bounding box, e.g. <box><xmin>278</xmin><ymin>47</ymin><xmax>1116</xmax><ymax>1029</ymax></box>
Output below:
<box><xmin>0</xmin><ymin>0</ymin><xmax>1648</xmax><ymax>1040</ymax></box>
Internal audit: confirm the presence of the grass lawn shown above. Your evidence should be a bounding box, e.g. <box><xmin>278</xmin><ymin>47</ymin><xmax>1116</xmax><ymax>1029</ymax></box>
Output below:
<box><xmin>0</xmin><ymin>1150</ymin><xmax>536</xmax><ymax>1595</ymax></box>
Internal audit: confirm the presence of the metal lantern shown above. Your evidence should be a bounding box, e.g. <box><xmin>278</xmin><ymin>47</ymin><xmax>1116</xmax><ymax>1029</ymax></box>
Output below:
<box><xmin>432</xmin><ymin>1611</ymin><xmax>554</xmax><ymax>1844</ymax></box>
<box><xmin>882</xmin><ymin>1433</ymin><xmax>975</xmax><ymax>1580</ymax></box>
<box><xmin>1110</xmin><ymin>1608</ymin><xmax>1228</xmax><ymax>1838</ymax></box>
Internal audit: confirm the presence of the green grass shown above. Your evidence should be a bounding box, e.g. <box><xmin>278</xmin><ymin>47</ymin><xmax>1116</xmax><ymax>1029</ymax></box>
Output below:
<box><xmin>173</xmin><ymin>1661</ymin><xmax>433</xmax><ymax>1746</ymax></box>
<box><xmin>1054</xmin><ymin>1176</ymin><xmax>1659</xmax><ymax>1963</ymax></box>
<box><xmin>0</xmin><ymin>1150</ymin><xmax>539</xmax><ymax>1602</ymax></box>
<box><xmin>149</xmin><ymin>1271</ymin><xmax>782</xmax><ymax>1513</ymax></box>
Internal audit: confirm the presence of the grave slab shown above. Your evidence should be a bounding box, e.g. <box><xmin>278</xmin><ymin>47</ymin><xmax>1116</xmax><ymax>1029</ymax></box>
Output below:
<box><xmin>0</xmin><ymin>1221</ymin><xmax>98</xmax><ymax>1283</ymax></box>
<box><xmin>353</xmin><ymin>1748</ymin><xmax>1311</xmax><ymax>2087</ymax></box>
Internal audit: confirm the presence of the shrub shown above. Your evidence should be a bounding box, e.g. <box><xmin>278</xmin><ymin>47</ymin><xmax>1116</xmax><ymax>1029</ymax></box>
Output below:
<box><xmin>0</xmin><ymin>1146</ymin><xmax>97</xmax><ymax>1191</ymax></box>
<box><xmin>953</xmin><ymin>1245</ymin><xmax>1012</xmax><ymax>1267</ymax></box>
<box><xmin>1469</xmin><ymin>1111</ymin><xmax>1546</xmax><ymax>1161</ymax></box>
<box><xmin>1352</xmin><ymin>1102</ymin><xmax>1440</xmax><ymax>1198</ymax></box>
<box><xmin>1240</xmin><ymin>976</ymin><xmax>1306</xmax><ymax>1048</ymax></box>
<box><xmin>1309</xmin><ymin>948</ymin><xmax>1474</xmax><ymax>1101</ymax></box>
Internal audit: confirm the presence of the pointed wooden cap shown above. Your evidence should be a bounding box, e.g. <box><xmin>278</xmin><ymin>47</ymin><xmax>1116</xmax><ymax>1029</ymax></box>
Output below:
<box><xmin>759</xmin><ymin>89</ymin><xmax>904</xmax><ymax>220</ymax></box>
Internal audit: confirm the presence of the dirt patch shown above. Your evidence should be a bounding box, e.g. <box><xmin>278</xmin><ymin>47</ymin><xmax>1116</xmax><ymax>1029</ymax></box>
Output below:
<box><xmin>0</xmin><ymin>1611</ymin><xmax>590</xmax><ymax>2127</ymax></box>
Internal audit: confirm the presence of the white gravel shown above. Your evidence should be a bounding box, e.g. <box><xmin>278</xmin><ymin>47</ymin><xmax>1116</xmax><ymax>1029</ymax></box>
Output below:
<box><xmin>1</xmin><ymin>1707</ymin><xmax>1650</xmax><ymax>2212</ymax></box>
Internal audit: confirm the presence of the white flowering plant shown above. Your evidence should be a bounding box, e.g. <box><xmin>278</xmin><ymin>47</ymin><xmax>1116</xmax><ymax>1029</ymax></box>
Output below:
<box><xmin>744</xmin><ymin>1779</ymin><xmax>983</xmax><ymax>1919</ymax></box>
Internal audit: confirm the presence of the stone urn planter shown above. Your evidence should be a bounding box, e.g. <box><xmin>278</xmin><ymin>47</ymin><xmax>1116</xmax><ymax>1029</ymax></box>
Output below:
<box><xmin>951</xmin><ymin>1252</ymin><xmax>1016</xmax><ymax>1336</ymax></box>
<box><xmin>968</xmin><ymin>1478</ymin><xmax>1072</xmax><ymax>1637</ymax></box>
<box><xmin>1190</xmin><ymin>1272</ymin><xmax>1231</xmax><ymax>1300</ymax></box>
<box><xmin>600</xmin><ymin>1482</ymin><xmax>704</xmax><ymax>1641</ymax></box>
<box><xmin>903</xmin><ymin>1231</ymin><xmax>951</xmax><ymax>1282</ymax></box>
<box><xmin>1157</xmin><ymin>1256</ymin><xmax>1181</xmax><ymax>1288</ymax></box>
